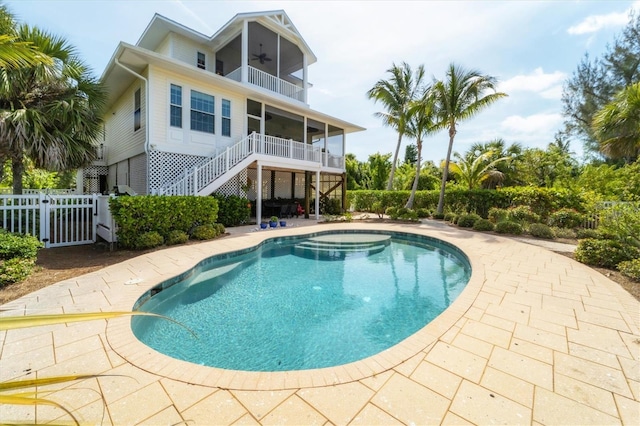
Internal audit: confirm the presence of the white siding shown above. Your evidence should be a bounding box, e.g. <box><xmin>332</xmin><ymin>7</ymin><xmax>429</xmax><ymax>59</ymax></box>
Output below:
<box><xmin>116</xmin><ymin>160</ymin><xmax>128</xmax><ymax>186</ymax></box>
<box><xmin>155</xmin><ymin>34</ymin><xmax>171</xmax><ymax>56</ymax></box>
<box><xmin>148</xmin><ymin>67</ymin><xmax>245</xmax><ymax>158</ymax></box>
<box><xmin>104</xmin><ymin>77</ymin><xmax>146</xmax><ymax>166</ymax></box>
<box><xmin>170</xmin><ymin>33</ymin><xmax>213</xmax><ymax>71</ymax></box>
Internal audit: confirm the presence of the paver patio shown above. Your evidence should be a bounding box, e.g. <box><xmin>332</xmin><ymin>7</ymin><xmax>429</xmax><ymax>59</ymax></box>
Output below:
<box><xmin>1</xmin><ymin>221</ymin><xmax>638</xmax><ymax>425</ymax></box>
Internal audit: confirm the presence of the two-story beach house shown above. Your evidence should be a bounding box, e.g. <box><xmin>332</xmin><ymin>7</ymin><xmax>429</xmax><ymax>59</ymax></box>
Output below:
<box><xmin>84</xmin><ymin>10</ymin><xmax>364</xmax><ymax>219</ymax></box>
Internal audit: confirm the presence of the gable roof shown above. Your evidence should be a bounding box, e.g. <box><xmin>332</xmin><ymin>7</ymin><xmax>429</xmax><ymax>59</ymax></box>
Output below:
<box><xmin>137</xmin><ymin>10</ymin><xmax>317</xmax><ymax>65</ymax></box>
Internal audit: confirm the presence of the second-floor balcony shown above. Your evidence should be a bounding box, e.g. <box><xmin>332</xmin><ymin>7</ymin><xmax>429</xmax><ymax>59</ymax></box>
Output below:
<box><xmin>226</xmin><ymin>65</ymin><xmax>305</xmax><ymax>103</ymax></box>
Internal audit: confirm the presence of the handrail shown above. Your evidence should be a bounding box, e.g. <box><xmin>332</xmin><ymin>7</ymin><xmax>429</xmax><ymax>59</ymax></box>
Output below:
<box><xmin>225</xmin><ymin>66</ymin><xmax>304</xmax><ymax>102</ymax></box>
<box><xmin>156</xmin><ymin>133</ymin><xmax>325</xmax><ymax>196</ymax></box>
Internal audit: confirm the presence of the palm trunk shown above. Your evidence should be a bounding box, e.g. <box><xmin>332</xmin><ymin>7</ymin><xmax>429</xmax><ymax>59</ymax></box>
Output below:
<box><xmin>11</xmin><ymin>156</ymin><xmax>24</xmax><ymax>195</ymax></box>
<box><xmin>386</xmin><ymin>132</ymin><xmax>403</xmax><ymax>190</ymax></box>
<box><xmin>405</xmin><ymin>138</ymin><xmax>421</xmax><ymax>209</ymax></box>
<box><xmin>437</xmin><ymin>127</ymin><xmax>456</xmax><ymax>214</ymax></box>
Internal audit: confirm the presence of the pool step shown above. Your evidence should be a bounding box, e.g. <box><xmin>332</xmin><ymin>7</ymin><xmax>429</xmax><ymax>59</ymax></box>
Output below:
<box><xmin>293</xmin><ymin>235</ymin><xmax>390</xmax><ymax>259</ymax></box>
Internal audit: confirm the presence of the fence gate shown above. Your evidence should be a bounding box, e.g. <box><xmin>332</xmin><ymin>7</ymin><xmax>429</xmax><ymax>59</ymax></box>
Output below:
<box><xmin>0</xmin><ymin>194</ymin><xmax>97</xmax><ymax>248</ymax></box>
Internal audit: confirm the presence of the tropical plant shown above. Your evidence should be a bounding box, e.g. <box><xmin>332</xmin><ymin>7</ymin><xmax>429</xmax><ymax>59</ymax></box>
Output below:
<box><xmin>367</xmin><ymin>62</ymin><xmax>426</xmax><ymax>190</ymax></box>
<box><xmin>432</xmin><ymin>63</ymin><xmax>507</xmax><ymax>214</ymax></box>
<box><xmin>405</xmin><ymin>89</ymin><xmax>440</xmax><ymax>208</ymax></box>
<box><xmin>591</xmin><ymin>82</ymin><xmax>640</xmax><ymax>161</ymax></box>
<box><xmin>0</xmin><ymin>5</ymin><xmax>52</xmax><ymax>69</ymax></box>
<box><xmin>0</xmin><ymin>17</ymin><xmax>107</xmax><ymax>194</ymax></box>
<box><xmin>447</xmin><ymin>150</ymin><xmax>510</xmax><ymax>189</ymax></box>
<box><xmin>468</xmin><ymin>138</ymin><xmax>523</xmax><ymax>187</ymax></box>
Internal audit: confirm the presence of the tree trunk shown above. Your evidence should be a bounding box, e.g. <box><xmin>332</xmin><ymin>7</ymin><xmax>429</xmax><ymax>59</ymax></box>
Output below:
<box><xmin>405</xmin><ymin>139</ymin><xmax>421</xmax><ymax>209</ymax></box>
<box><xmin>12</xmin><ymin>156</ymin><xmax>24</xmax><ymax>195</ymax></box>
<box><xmin>437</xmin><ymin>126</ymin><xmax>456</xmax><ymax>214</ymax></box>
<box><xmin>386</xmin><ymin>132</ymin><xmax>403</xmax><ymax>190</ymax></box>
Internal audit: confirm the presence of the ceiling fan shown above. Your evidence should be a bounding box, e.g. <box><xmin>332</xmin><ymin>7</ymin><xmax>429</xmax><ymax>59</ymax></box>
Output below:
<box><xmin>251</xmin><ymin>43</ymin><xmax>272</xmax><ymax>64</ymax></box>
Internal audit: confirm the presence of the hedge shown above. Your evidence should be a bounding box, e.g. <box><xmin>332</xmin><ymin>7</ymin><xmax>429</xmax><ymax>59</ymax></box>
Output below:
<box><xmin>349</xmin><ymin>187</ymin><xmax>585</xmax><ymax>219</ymax></box>
<box><xmin>110</xmin><ymin>195</ymin><xmax>218</xmax><ymax>248</ymax></box>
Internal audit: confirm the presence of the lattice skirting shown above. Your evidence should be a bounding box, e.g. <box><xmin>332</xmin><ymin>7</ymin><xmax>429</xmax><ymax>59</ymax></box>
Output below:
<box><xmin>148</xmin><ymin>150</ymin><xmax>207</xmax><ymax>194</ymax></box>
<box><xmin>82</xmin><ymin>166</ymin><xmax>109</xmax><ymax>194</ymax></box>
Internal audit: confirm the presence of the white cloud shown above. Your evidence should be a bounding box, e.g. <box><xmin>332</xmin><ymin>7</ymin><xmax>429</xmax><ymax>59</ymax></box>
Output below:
<box><xmin>499</xmin><ymin>68</ymin><xmax>566</xmax><ymax>99</ymax></box>
<box><xmin>501</xmin><ymin>113</ymin><xmax>562</xmax><ymax>137</ymax></box>
<box><xmin>567</xmin><ymin>1</ymin><xmax>639</xmax><ymax>34</ymax></box>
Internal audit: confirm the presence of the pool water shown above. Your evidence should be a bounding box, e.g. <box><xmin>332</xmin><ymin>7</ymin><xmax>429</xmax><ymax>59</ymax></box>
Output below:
<box><xmin>132</xmin><ymin>232</ymin><xmax>471</xmax><ymax>371</ymax></box>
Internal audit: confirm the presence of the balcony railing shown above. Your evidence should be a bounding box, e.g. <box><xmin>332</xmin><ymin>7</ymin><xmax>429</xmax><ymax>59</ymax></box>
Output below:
<box><xmin>225</xmin><ymin>66</ymin><xmax>305</xmax><ymax>102</ymax></box>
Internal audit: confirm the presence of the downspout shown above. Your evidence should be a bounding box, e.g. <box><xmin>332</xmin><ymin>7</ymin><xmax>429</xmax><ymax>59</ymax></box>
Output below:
<box><xmin>114</xmin><ymin>58</ymin><xmax>151</xmax><ymax>194</ymax></box>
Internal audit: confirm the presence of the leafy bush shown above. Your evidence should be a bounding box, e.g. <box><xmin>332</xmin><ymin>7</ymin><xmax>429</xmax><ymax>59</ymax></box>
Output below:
<box><xmin>0</xmin><ymin>229</ymin><xmax>43</xmax><ymax>260</ymax></box>
<box><xmin>110</xmin><ymin>196</ymin><xmax>218</xmax><ymax>248</ymax></box>
<box><xmin>495</xmin><ymin>221</ymin><xmax>523</xmax><ymax>235</ymax></box>
<box><xmin>457</xmin><ymin>213</ymin><xmax>481</xmax><ymax>228</ymax></box>
<box><xmin>488</xmin><ymin>207</ymin><xmax>508</xmax><ymax>224</ymax></box>
<box><xmin>433</xmin><ymin>212</ymin><xmax>445</xmax><ymax>220</ymax></box>
<box><xmin>0</xmin><ymin>257</ymin><xmax>36</xmax><ymax>286</ymax></box>
<box><xmin>385</xmin><ymin>206</ymin><xmax>398</xmax><ymax>218</ymax></box>
<box><xmin>576</xmin><ymin>228</ymin><xmax>606</xmax><ymax>240</ymax></box>
<box><xmin>213</xmin><ymin>194</ymin><xmax>250</xmax><ymax>227</ymax></box>
<box><xmin>214</xmin><ymin>223</ymin><xmax>226</xmax><ymax>235</ymax></box>
<box><xmin>618</xmin><ymin>258</ymin><xmax>640</xmax><ymax>281</ymax></box>
<box><xmin>192</xmin><ymin>224</ymin><xmax>218</xmax><ymax>240</ymax></box>
<box><xmin>506</xmin><ymin>205</ymin><xmax>540</xmax><ymax>224</ymax></box>
<box><xmin>473</xmin><ymin>219</ymin><xmax>494</xmax><ymax>232</ymax></box>
<box><xmin>444</xmin><ymin>212</ymin><xmax>457</xmax><ymax>222</ymax></box>
<box><xmin>372</xmin><ymin>202</ymin><xmax>386</xmax><ymax>218</ymax></box>
<box><xmin>598</xmin><ymin>203</ymin><xmax>640</xmax><ymax>249</ymax></box>
<box><xmin>551</xmin><ymin>227</ymin><xmax>576</xmax><ymax>239</ymax></box>
<box><xmin>416</xmin><ymin>208</ymin><xmax>430</xmax><ymax>218</ymax></box>
<box><xmin>166</xmin><ymin>230</ymin><xmax>189</xmax><ymax>245</ymax></box>
<box><xmin>548</xmin><ymin>208</ymin><xmax>584</xmax><ymax>229</ymax></box>
<box><xmin>575</xmin><ymin>239</ymin><xmax>639</xmax><ymax>269</ymax></box>
<box><xmin>529</xmin><ymin>223</ymin><xmax>555</xmax><ymax>239</ymax></box>
<box><xmin>135</xmin><ymin>231</ymin><xmax>164</xmax><ymax>250</ymax></box>
<box><xmin>398</xmin><ymin>209</ymin><xmax>419</xmax><ymax>221</ymax></box>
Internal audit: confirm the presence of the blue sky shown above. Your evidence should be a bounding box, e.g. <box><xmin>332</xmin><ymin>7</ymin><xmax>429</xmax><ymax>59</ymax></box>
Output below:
<box><xmin>6</xmin><ymin>0</ymin><xmax>639</xmax><ymax>163</ymax></box>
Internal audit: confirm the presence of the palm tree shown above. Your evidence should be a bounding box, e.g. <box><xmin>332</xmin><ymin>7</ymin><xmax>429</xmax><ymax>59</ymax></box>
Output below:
<box><xmin>404</xmin><ymin>90</ymin><xmax>440</xmax><ymax>208</ymax></box>
<box><xmin>0</xmin><ymin>22</ymin><xmax>107</xmax><ymax>194</ymax></box>
<box><xmin>0</xmin><ymin>5</ymin><xmax>51</xmax><ymax>69</ymax></box>
<box><xmin>432</xmin><ymin>63</ymin><xmax>507</xmax><ymax>214</ymax></box>
<box><xmin>469</xmin><ymin>138</ymin><xmax>522</xmax><ymax>186</ymax></box>
<box><xmin>592</xmin><ymin>82</ymin><xmax>640</xmax><ymax>161</ymax></box>
<box><xmin>367</xmin><ymin>62</ymin><xmax>425</xmax><ymax>190</ymax></box>
<box><xmin>447</xmin><ymin>151</ymin><xmax>511</xmax><ymax>189</ymax></box>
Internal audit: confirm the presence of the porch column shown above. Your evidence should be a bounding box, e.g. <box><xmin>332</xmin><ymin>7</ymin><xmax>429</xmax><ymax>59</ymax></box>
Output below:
<box><xmin>315</xmin><ymin>170</ymin><xmax>320</xmax><ymax>220</ymax></box>
<box><xmin>75</xmin><ymin>169</ymin><xmax>84</xmax><ymax>194</ymax></box>
<box><xmin>303</xmin><ymin>54</ymin><xmax>308</xmax><ymax>104</ymax></box>
<box><xmin>256</xmin><ymin>163</ymin><xmax>262</xmax><ymax>221</ymax></box>
<box><xmin>241</xmin><ymin>20</ymin><xmax>248</xmax><ymax>83</ymax></box>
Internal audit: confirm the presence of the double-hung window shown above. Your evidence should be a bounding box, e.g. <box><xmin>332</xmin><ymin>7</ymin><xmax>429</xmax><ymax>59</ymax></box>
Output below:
<box><xmin>190</xmin><ymin>90</ymin><xmax>214</xmax><ymax>134</ymax></box>
<box><xmin>197</xmin><ymin>52</ymin><xmax>206</xmax><ymax>69</ymax></box>
<box><xmin>221</xmin><ymin>99</ymin><xmax>231</xmax><ymax>137</ymax></box>
<box><xmin>134</xmin><ymin>88</ymin><xmax>141</xmax><ymax>131</ymax></box>
<box><xmin>170</xmin><ymin>84</ymin><xmax>182</xmax><ymax>128</ymax></box>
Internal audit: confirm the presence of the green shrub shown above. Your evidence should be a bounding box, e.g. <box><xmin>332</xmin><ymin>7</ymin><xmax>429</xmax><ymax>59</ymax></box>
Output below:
<box><xmin>0</xmin><ymin>257</ymin><xmax>36</xmax><ymax>286</ymax></box>
<box><xmin>385</xmin><ymin>206</ymin><xmax>398</xmax><ymax>219</ymax></box>
<box><xmin>135</xmin><ymin>231</ymin><xmax>164</xmax><ymax>250</ymax></box>
<box><xmin>457</xmin><ymin>213</ymin><xmax>481</xmax><ymax>228</ymax></box>
<box><xmin>397</xmin><ymin>209</ymin><xmax>419</xmax><ymax>221</ymax></box>
<box><xmin>488</xmin><ymin>207</ymin><xmax>508</xmax><ymax>224</ymax></box>
<box><xmin>575</xmin><ymin>239</ymin><xmax>639</xmax><ymax>269</ymax></box>
<box><xmin>213</xmin><ymin>194</ymin><xmax>250</xmax><ymax>227</ymax></box>
<box><xmin>598</xmin><ymin>203</ymin><xmax>640</xmax><ymax>249</ymax></box>
<box><xmin>618</xmin><ymin>258</ymin><xmax>640</xmax><ymax>281</ymax></box>
<box><xmin>372</xmin><ymin>202</ymin><xmax>386</xmax><ymax>218</ymax></box>
<box><xmin>214</xmin><ymin>223</ymin><xmax>226</xmax><ymax>235</ymax></box>
<box><xmin>444</xmin><ymin>212</ymin><xmax>457</xmax><ymax>222</ymax></box>
<box><xmin>0</xmin><ymin>229</ymin><xmax>43</xmax><ymax>260</ymax></box>
<box><xmin>166</xmin><ymin>230</ymin><xmax>189</xmax><ymax>245</ymax></box>
<box><xmin>506</xmin><ymin>205</ymin><xmax>540</xmax><ymax>224</ymax></box>
<box><xmin>548</xmin><ymin>208</ymin><xmax>584</xmax><ymax>229</ymax></box>
<box><xmin>192</xmin><ymin>224</ymin><xmax>218</xmax><ymax>240</ymax></box>
<box><xmin>551</xmin><ymin>227</ymin><xmax>576</xmax><ymax>239</ymax></box>
<box><xmin>416</xmin><ymin>208</ymin><xmax>430</xmax><ymax>218</ymax></box>
<box><xmin>495</xmin><ymin>221</ymin><xmax>523</xmax><ymax>235</ymax></box>
<box><xmin>433</xmin><ymin>212</ymin><xmax>445</xmax><ymax>220</ymax></box>
<box><xmin>529</xmin><ymin>223</ymin><xmax>555</xmax><ymax>239</ymax></box>
<box><xmin>576</xmin><ymin>228</ymin><xmax>605</xmax><ymax>240</ymax></box>
<box><xmin>110</xmin><ymin>196</ymin><xmax>218</xmax><ymax>248</ymax></box>
<box><xmin>473</xmin><ymin>219</ymin><xmax>494</xmax><ymax>232</ymax></box>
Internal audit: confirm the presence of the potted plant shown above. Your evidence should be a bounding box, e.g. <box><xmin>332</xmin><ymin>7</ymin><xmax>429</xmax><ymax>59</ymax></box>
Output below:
<box><xmin>269</xmin><ymin>216</ymin><xmax>279</xmax><ymax>228</ymax></box>
<box><xmin>260</xmin><ymin>222</ymin><xmax>268</xmax><ymax>229</ymax></box>
<box><xmin>279</xmin><ymin>219</ymin><xmax>287</xmax><ymax>227</ymax></box>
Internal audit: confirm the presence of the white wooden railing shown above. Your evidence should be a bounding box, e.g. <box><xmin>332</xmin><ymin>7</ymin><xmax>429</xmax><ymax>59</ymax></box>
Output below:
<box><xmin>157</xmin><ymin>132</ymin><xmax>324</xmax><ymax>196</ymax></box>
<box><xmin>225</xmin><ymin>66</ymin><xmax>304</xmax><ymax>102</ymax></box>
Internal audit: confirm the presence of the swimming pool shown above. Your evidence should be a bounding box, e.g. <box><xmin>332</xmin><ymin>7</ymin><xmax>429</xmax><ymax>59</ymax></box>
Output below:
<box><xmin>131</xmin><ymin>231</ymin><xmax>471</xmax><ymax>371</ymax></box>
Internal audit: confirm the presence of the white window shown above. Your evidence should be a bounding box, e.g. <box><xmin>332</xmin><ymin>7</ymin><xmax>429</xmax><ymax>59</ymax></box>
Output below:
<box><xmin>221</xmin><ymin>99</ymin><xmax>231</xmax><ymax>137</ymax></box>
<box><xmin>197</xmin><ymin>52</ymin><xmax>206</xmax><ymax>70</ymax></box>
<box><xmin>170</xmin><ymin>84</ymin><xmax>182</xmax><ymax>128</ymax></box>
<box><xmin>190</xmin><ymin>90</ymin><xmax>214</xmax><ymax>134</ymax></box>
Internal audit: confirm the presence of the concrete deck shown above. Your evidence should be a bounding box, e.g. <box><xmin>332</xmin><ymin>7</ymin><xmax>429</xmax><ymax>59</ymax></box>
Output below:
<box><xmin>1</xmin><ymin>221</ymin><xmax>638</xmax><ymax>425</ymax></box>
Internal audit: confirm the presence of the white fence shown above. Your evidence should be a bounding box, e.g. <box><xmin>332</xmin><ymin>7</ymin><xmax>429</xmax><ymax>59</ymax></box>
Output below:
<box><xmin>1</xmin><ymin>194</ymin><xmax>98</xmax><ymax>248</ymax></box>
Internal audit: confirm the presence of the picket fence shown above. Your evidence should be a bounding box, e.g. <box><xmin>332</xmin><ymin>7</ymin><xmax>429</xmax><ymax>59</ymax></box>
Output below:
<box><xmin>0</xmin><ymin>193</ymin><xmax>107</xmax><ymax>248</ymax></box>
